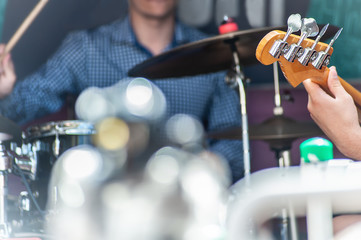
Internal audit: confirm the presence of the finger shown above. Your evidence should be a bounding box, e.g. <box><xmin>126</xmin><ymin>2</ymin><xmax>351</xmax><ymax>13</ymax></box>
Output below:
<box><xmin>3</xmin><ymin>54</ymin><xmax>14</xmax><ymax>69</ymax></box>
<box><xmin>307</xmin><ymin>94</ymin><xmax>313</xmax><ymax>112</ymax></box>
<box><xmin>327</xmin><ymin>66</ymin><xmax>346</xmax><ymax>97</ymax></box>
<box><xmin>303</xmin><ymin>79</ymin><xmax>317</xmax><ymax>93</ymax></box>
<box><xmin>3</xmin><ymin>54</ymin><xmax>15</xmax><ymax>78</ymax></box>
<box><xmin>0</xmin><ymin>45</ymin><xmax>6</xmax><ymax>73</ymax></box>
<box><xmin>357</xmin><ymin>108</ymin><xmax>361</xmax><ymax>123</ymax></box>
<box><xmin>2</xmin><ymin>52</ymin><xmax>9</xmax><ymax>66</ymax></box>
<box><xmin>0</xmin><ymin>44</ymin><xmax>5</xmax><ymax>54</ymax></box>
<box><xmin>303</xmin><ymin>78</ymin><xmax>328</xmax><ymax>100</ymax></box>
<box><xmin>306</xmin><ymin>93</ymin><xmax>319</xmax><ymax>114</ymax></box>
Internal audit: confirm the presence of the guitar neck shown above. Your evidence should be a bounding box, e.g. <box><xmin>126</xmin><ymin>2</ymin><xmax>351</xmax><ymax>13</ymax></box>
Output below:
<box><xmin>334</xmin><ymin>74</ymin><xmax>361</xmax><ymax>109</ymax></box>
<box><xmin>279</xmin><ymin>62</ymin><xmax>361</xmax><ymax>109</ymax></box>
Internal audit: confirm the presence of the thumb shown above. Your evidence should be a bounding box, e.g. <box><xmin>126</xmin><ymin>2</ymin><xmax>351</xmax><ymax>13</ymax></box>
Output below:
<box><xmin>327</xmin><ymin>66</ymin><xmax>345</xmax><ymax>97</ymax></box>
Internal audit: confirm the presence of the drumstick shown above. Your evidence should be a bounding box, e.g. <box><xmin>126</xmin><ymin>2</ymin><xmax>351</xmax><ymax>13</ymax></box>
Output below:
<box><xmin>1</xmin><ymin>0</ymin><xmax>49</xmax><ymax>62</ymax></box>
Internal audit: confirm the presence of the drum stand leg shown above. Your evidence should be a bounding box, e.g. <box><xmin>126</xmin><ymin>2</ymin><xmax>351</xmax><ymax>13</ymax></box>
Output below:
<box><xmin>272</xmin><ymin>63</ymin><xmax>298</xmax><ymax>240</ymax></box>
<box><xmin>278</xmin><ymin>149</ymin><xmax>291</xmax><ymax>168</ymax></box>
<box><xmin>275</xmin><ymin>149</ymin><xmax>298</xmax><ymax>240</ymax></box>
<box><xmin>0</xmin><ymin>142</ymin><xmax>12</xmax><ymax>237</ymax></box>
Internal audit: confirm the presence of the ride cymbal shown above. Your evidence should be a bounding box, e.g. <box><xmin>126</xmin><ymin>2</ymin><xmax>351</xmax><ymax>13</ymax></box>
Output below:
<box><xmin>207</xmin><ymin>115</ymin><xmax>324</xmax><ymax>149</ymax></box>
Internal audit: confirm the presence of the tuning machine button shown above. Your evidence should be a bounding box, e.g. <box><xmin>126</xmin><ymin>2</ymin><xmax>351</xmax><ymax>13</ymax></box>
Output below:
<box><xmin>284</xmin><ymin>18</ymin><xmax>319</xmax><ymax>62</ymax></box>
<box><xmin>269</xmin><ymin>14</ymin><xmax>302</xmax><ymax>58</ymax></box>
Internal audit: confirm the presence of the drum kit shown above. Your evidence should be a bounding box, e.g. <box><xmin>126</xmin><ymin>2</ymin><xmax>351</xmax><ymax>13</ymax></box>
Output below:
<box><xmin>0</xmin><ymin>118</ymin><xmax>95</xmax><ymax>237</ymax></box>
<box><xmin>0</xmin><ymin>18</ymin><xmax>341</xmax><ymax>239</ymax></box>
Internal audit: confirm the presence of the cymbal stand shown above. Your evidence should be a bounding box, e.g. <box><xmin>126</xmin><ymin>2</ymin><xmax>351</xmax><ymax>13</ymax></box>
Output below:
<box><xmin>272</xmin><ymin>62</ymin><xmax>298</xmax><ymax>240</ymax></box>
<box><xmin>0</xmin><ymin>142</ymin><xmax>12</xmax><ymax>238</ymax></box>
<box><xmin>272</xmin><ymin>62</ymin><xmax>291</xmax><ymax>167</ymax></box>
<box><xmin>226</xmin><ymin>40</ymin><xmax>250</xmax><ymax>182</ymax></box>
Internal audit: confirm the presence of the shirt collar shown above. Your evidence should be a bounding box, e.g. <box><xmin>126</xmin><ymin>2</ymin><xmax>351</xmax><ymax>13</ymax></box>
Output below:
<box><xmin>111</xmin><ymin>15</ymin><xmax>190</xmax><ymax>50</ymax></box>
<box><xmin>111</xmin><ymin>16</ymin><xmax>136</xmax><ymax>43</ymax></box>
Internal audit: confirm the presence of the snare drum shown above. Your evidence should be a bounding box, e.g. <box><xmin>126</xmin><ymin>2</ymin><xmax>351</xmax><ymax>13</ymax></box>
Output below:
<box><xmin>24</xmin><ymin>120</ymin><xmax>95</xmax><ymax>209</ymax></box>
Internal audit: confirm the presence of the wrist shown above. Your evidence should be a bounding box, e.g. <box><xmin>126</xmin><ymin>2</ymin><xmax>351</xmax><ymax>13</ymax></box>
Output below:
<box><xmin>336</xmin><ymin>129</ymin><xmax>361</xmax><ymax>160</ymax></box>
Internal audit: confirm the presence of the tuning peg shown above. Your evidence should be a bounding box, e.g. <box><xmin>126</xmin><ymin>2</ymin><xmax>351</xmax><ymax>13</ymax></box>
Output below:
<box><xmin>298</xmin><ymin>23</ymin><xmax>329</xmax><ymax>66</ymax></box>
<box><xmin>312</xmin><ymin>27</ymin><xmax>343</xmax><ymax>69</ymax></box>
<box><xmin>324</xmin><ymin>27</ymin><xmax>342</xmax><ymax>53</ymax></box>
<box><xmin>269</xmin><ymin>14</ymin><xmax>302</xmax><ymax>58</ymax></box>
<box><xmin>283</xmin><ymin>18</ymin><xmax>318</xmax><ymax>62</ymax></box>
<box><xmin>286</xmin><ymin>14</ymin><xmax>302</xmax><ymax>39</ymax></box>
<box><xmin>303</xmin><ymin>18</ymin><xmax>319</xmax><ymax>38</ymax></box>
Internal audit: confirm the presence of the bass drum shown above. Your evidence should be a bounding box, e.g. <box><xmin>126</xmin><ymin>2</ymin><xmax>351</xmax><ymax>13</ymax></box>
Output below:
<box><xmin>24</xmin><ymin>120</ymin><xmax>96</xmax><ymax>209</ymax></box>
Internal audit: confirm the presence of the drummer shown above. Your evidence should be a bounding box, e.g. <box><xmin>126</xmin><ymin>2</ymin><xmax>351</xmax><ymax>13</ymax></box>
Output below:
<box><xmin>0</xmin><ymin>0</ymin><xmax>244</xmax><ymax>183</ymax></box>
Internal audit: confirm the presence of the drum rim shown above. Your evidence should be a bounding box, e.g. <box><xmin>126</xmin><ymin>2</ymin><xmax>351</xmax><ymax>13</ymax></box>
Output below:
<box><xmin>24</xmin><ymin>120</ymin><xmax>96</xmax><ymax>139</ymax></box>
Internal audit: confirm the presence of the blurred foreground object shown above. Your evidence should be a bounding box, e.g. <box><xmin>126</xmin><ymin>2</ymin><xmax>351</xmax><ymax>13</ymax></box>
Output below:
<box><xmin>46</xmin><ymin>132</ymin><xmax>231</xmax><ymax>240</ymax></box>
<box><xmin>45</xmin><ymin>79</ymin><xmax>231</xmax><ymax>240</ymax></box>
<box><xmin>227</xmin><ymin>159</ymin><xmax>360</xmax><ymax>240</ymax></box>
<box><xmin>75</xmin><ymin>77</ymin><xmax>166</xmax><ymax>123</ymax></box>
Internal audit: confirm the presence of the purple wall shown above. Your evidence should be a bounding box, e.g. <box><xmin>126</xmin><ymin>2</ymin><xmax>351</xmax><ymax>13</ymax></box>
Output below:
<box><xmin>247</xmin><ymin>84</ymin><xmax>351</xmax><ymax>173</ymax></box>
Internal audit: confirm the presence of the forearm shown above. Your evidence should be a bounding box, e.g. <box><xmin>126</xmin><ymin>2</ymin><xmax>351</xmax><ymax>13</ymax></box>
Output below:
<box><xmin>333</xmin><ymin>128</ymin><xmax>361</xmax><ymax>161</ymax></box>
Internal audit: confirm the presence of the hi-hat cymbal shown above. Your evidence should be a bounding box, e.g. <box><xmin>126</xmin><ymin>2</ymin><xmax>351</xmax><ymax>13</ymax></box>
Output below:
<box><xmin>0</xmin><ymin>115</ymin><xmax>22</xmax><ymax>143</ymax></box>
<box><xmin>129</xmin><ymin>24</ymin><xmax>339</xmax><ymax>79</ymax></box>
<box><xmin>207</xmin><ymin>115</ymin><xmax>324</xmax><ymax>149</ymax></box>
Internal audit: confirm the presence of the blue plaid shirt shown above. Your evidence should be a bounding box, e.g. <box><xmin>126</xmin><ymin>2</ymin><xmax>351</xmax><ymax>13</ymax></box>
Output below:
<box><xmin>0</xmin><ymin>16</ymin><xmax>244</xmax><ymax>182</ymax></box>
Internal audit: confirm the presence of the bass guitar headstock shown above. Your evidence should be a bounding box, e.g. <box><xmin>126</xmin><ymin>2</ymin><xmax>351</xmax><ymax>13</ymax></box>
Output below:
<box><xmin>256</xmin><ymin>14</ymin><xmax>342</xmax><ymax>90</ymax></box>
<box><xmin>255</xmin><ymin>16</ymin><xmax>361</xmax><ymax>109</ymax></box>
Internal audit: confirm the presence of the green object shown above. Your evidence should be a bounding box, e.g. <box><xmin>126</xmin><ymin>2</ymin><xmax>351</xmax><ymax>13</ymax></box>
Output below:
<box><xmin>300</xmin><ymin>137</ymin><xmax>333</xmax><ymax>163</ymax></box>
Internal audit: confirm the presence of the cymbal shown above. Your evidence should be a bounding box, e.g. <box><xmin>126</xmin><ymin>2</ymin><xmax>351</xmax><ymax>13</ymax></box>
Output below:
<box><xmin>0</xmin><ymin>115</ymin><xmax>22</xmax><ymax>143</ymax></box>
<box><xmin>129</xmin><ymin>24</ymin><xmax>339</xmax><ymax>79</ymax></box>
<box><xmin>207</xmin><ymin>115</ymin><xmax>324</xmax><ymax>149</ymax></box>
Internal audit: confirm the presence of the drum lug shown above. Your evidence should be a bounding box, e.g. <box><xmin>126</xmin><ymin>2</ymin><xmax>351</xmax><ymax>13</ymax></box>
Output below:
<box><xmin>10</xmin><ymin>145</ymin><xmax>37</xmax><ymax>181</ymax></box>
<box><xmin>53</xmin><ymin>133</ymin><xmax>60</xmax><ymax>159</ymax></box>
<box><xmin>19</xmin><ymin>191</ymin><xmax>31</xmax><ymax>212</ymax></box>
